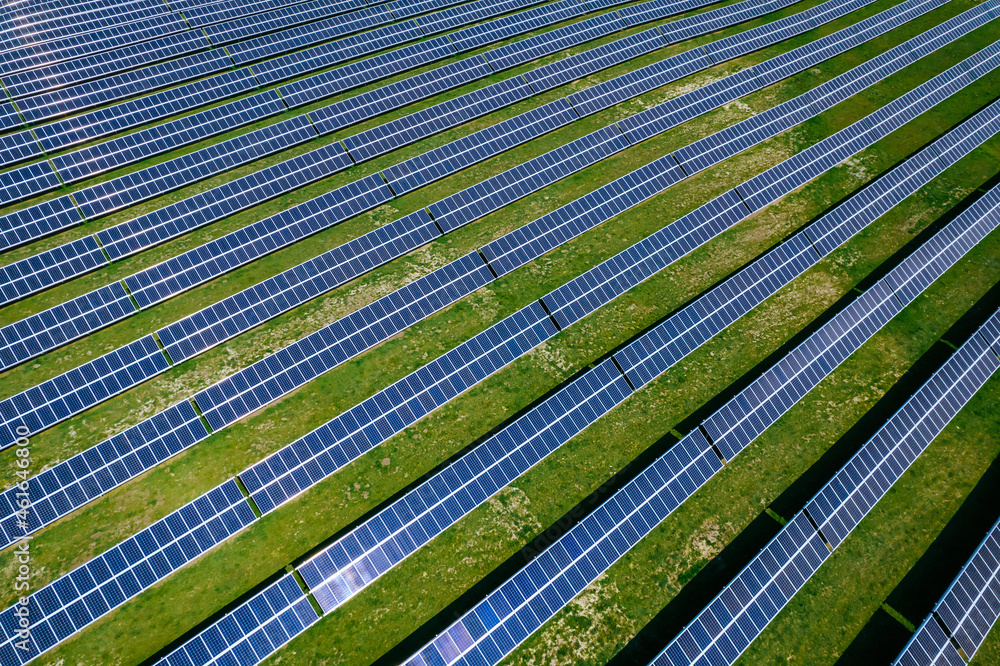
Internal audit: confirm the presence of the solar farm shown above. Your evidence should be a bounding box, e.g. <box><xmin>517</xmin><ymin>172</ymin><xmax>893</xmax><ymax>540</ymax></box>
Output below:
<box><xmin>0</xmin><ymin>0</ymin><xmax>998</xmax><ymax>661</ymax></box>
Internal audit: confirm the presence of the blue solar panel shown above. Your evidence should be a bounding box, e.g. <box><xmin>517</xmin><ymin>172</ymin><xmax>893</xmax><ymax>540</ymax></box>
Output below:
<box><xmin>0</xmin><ymin>479</ymin><xmax>255</xmax><ymax>661</ymax></box>
<box><xmin>310</xmin><ymin>55</ymin><xmax>494</xmax><ymax>135</ymax></box>
<box><xmin>417</xmin><ymin>0</ymin><xmax>543</xmax><ymax>35</ymax></box>
<box><xmin>193</xmin><ymin>251</ymin><xmax>494</xmax><ymax>432</ymax></box>
<box><xmin>16</xmin><ymin>49</ymin><xmax>234</xmax><ymax>124</ymax></box>
<box><xmin>404</xmin><ymin>430</ymin><xmax>722</xmax><ymax>666</ymax></box>
<box><xmin>0</xmin><ymin>161</ymin><xmax>61</xmax><ymax>208</ymax></box>
<box><xmin>202</xmin><ymin>0</ymin><xmax>366</xmax><ymax>41</ymax></box>
<box><xmin>277</xmin><ymin>34</ymin><xmax>455</xmax><ymax>108</ymax></box>
<box><xmin>895</xmin><ymin>616</ymin><xmax>966</xmax><ymax>666</ymax></box>
<box><xmin>97</xmin><ymin>142</ymin><xmax>353</xmax><ymax>262</ymax></box>
<box><xmin>651</xmin><ymin>513</ymin><xmax>829</xmax><ymax>666</ymax></box>
<box><xmin>0</xmin><ymin>130</ymin><xmax>43</xmax><ymax>168</ymax></box>
<box><xmin>482</xmin><ymin>11</ymin><xmax>624</xmax><ymax>72</ymax></box>
<box><xmin>250</xmin><ymin>21</ymin><xmax>424</xmax><ymax>86</ymax></box>
<box><xmin>448</xmin><ymin>0</ymin><xmax>588</xmax><ymax>52</ymax></box>
<box><xmin>0</xmin><ymin>335</ymin><xmax>169</xmax><ymax>444</ymax></box>
<box><xmin>383</xmin><ymin>98</ymin><xmax>579</xmax><ymax>195</ymax></box>
<box><xmin>479</xmin><ymin>155</ymin><xmax>687</xmax><ymax>277</ymax></box>
<box><xmin>344</xmin><ymin>76</ymin><xmax>535</xmax><ymax>162</ymax></box>
<box><xmin>300</xmin><ymin>358</ymin><xmax>632</xmax><ymax>613</ymax></box>
<box><xmin>226</xmin><ymin>4</ymin><xmax>395</xmax><ymax>65</ymax></box>
<box><xmin>0</xmin><ymin>283</ymin><xmax>135</xmax><ymax>371</ymax></box>
<box><xmin>71</xmin><ymin>114</ymin><xmax>317</xmax><ymax>219</ymax></box>
<box><xmin>1</xmin><ymin>30</ymin><xmax>211</xmax><ymax>99</ymax></box>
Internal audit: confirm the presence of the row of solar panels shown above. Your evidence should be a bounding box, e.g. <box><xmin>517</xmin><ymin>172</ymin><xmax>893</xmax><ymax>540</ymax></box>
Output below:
<box><xmin>0</xmin><ymin>0</ymin><xmax>979</xmax><ymax>572</ymax></box>
<box><xmin>401</xmin><ymin>168</ymin><xmax>1000</xmax><ymax>666</ymax></box>
<box><xmin>896</xmin><ymin>515</ymin><xmax>1000</xmax><ymax>665</ymax></box>
<box><xmin>156</xmin><ymin>99</ymin><xmax>1000</xmax><ymax>666</ymax></box>
<box><xmin>0</xmin><ymin>0</ymin><xmax>948</xmax><ymax>397</ymax></box>
<box><xmin>0</xmin><ymin>0</ymin><xmax>944</xmax><ymax>556</ymax></box>
<box><xmin>1</xmin><ymin>24</ymin><xmax>995</xmax><ymax>664</ymax></box>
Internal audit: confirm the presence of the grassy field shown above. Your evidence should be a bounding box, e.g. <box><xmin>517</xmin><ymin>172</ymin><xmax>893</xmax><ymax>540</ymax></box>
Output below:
<box><xmin>0</xmin><ymin>0</ymin><xmax>997</xmax><ymax>664</ymax></box>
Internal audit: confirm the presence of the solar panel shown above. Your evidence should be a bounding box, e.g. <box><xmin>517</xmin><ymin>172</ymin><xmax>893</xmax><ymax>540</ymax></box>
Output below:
<box><xmin>123</xmin><ymin>173</ymin><xmax>392</xmax><ymax>309</ymax></box>
<box><xmin>0</xmin><ymin>479</ymin><xmax>255</xmax><ymax>662</ymax></box>
<box><xmin>0</xmin><ymin>130</ymin><xmax>43</xmax><ymax>168</ymax></box>
<box><xmin>96</xmin><ymin>142</ymin><xmax>352</xmax><ymax>263</ymax></box>
<box><xmin>16</xmin><ymin>49</ymin><xmax>234</xmax><ymax>124</ymax></box>
<box><xmin>300</xmin><ymin>358</ymin><xmax>632</xmax><ymax>614</ymax></box>
<box><xmin>193</xmin><ymin>251</ymin><xmax>494</xmax><ymax>432</ymax></box>
<box><xmin>250</xmin><ymin>21</ymin><xmax>424</xmax><ymax>86</ymax></box>
<box><xmin>542</xmin><ymin>190</ymin><xmax>750</xmax><ymax>328</ymax></box>
<box><xmin>428</xmin><ymin>125</ymin><xmax>631</xmax><ymax>232</ymax></box>
<box><xmin>0</xmin><ymin>283</ymin><xmax>135</xmax><ymax>371</ymax></box>
<box><xmin>0</xmin><ymin>103</ymin><xmax>24</xmax><ymax>133</ymax></box>
<box><xmin>403</xmin><ymin>429</ymin><xmax>722</xmax><ymax>666</ymax></box>
<box><xmin>202</xmin><ymin>0</ymin><xmax>366</xmax><ymax>42</ymax></box>
<box><xmin>154</xmin><ymin>573</ymin><xmax>319</xmax><ymax>666</ymax></box>
<box><xmin>932</xmin><ymin>517</ymin><xmax>1000</xmax><ymax>659</ymax></box>
<box><xmin>34</xmin><ymin>67</ymin><xmax>258</xmax><ymax>153</ymax></box>
<box><xmin>652</xmin><ymin>513</ymin><xmax>829</xmax><ymax>666</ymax></box>
<box><xmin>1</xmin><ymin>30</ymin><xmax>210</xmax><ymax>99</ymax></box>
<box><xmin>344</xmin><ymin>76</ymin><xmax>535</xmax><ymax>163</ymax></box>
<box><xmin>524</xmin><ymin>27</ymin><xmax>667</xmax><ymax>93</ymax></box>
<box><xmin>0</xmin><ymin>236</ymin><xmax>108</xmax><ymax>308</ymax></box>
<box><xmin>894</xmin><ymin>617</ymin><xmax>966</xmax><ymax>666</ymax></box>
<box><xmin>479</xmin><ymin>155</ymin><xmax>687</xmax><ymax>277</ymax></box>
<box><xmin>0</xmin><ymin>161</ymin><xmax>61</xmax><ymax>208</ymax></box>
<box><xmin>0</xmin><ymin>196</ymin><xmax>79</xmax><ymax>253</ymax></box>
<box><xmin>225</xmin><ymin>4</ymin><xmax>395</xmax><ymax>65</ymax></box>
<box><xmin>51</xmin><ymin>90</ymin><xmax>287</xmax><ymax>184</ymax></box>
<box><xmin>383</xmin><ymin>98</ymin><xmax>578</xmax><ymax>195</ymax></box>
<box><xmin>0</xmin><ymin>10</ymin><xmax>181</xmax><ymax>76</ymax></box>
<box><xmin>157</xmin><ymin>210</ymin><xmax>441</xmax><ymax>362</ymax></box>
<box><xmin>0</xmin><ymin>4</ymin><xmax>182</xmax><ymax>54</ymax></box>
<box><xmin>239</xmin><ymin>301</ymin><xmax>556</xmax><ymax>514</ymax></box>
<box><xmin>309</xmin><ymin>55</ymin><xmax>494</xmax><ymax>135</ymax></box>
<box><xmin>71</xmin><ymin>114</ymin><xmax>317</xmax><ymax>219</ymax></box>
<box><xmin>0</xmin><ymin>335</ymin><xmax>168</xmax><ymax>444</ymax></box>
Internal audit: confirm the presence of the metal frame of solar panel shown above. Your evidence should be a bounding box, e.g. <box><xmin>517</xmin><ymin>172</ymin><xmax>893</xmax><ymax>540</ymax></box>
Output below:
<box><xmin>895</xmin><ymin>616</ymin><xmax>966</xmax><ymax>666</ymax></box>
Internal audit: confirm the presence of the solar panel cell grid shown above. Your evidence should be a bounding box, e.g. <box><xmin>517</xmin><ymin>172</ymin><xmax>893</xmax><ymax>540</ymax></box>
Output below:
<box><xmin>0</xmin><ymin>335</ymin><xmax>168</xmax><ymax>444</ymax></box>
<box><xmin>123</xmin><ymin>173</ymin><xmax>392</xmax><ymax>309</ymax></box>
<box><xmin>202</xmin><ymin>0</ymin><xmax>367</xmax><ymax>42</ymax></box>
<box><xmin>16</xmin><ymin>49</ymin><xmax>234</xmax><ymax>124</ymax></box>
<box><xmin>417</xmin><ymin>0</ymin><xmax>542</xmax><ymax>35</ymax></box>
<box><xmin>382</xmin><ymin>97</ymin><xmax>579</xmax><ymax>195</ymax></box>
<box><xmin>0</xmin><ymin>196</ymin><xmax>79</xmax><ymax>253</ymax></box>
<box><xmin>71</xmin><ymin>114</ymin><xmax>317</xmax><ymax>220</ymax></box>
<box><xmin>482</xmin><ymin>10</ymin><xmax>626</xmax><ymax>72</ymax></box>
<box><xmin>894</xmin><ymin>617</ymin><xmax>966</xmax><ymax>666</ymax></box>
<box><xmin>1</xmin><ymin>30</ymin><xmax>211</xmax><ymax>99</ymax></box>
<box><xmin>344</xmin><ymin>75</ymin><xmax>536</xmax><ymax>163</ymax></box>
<box><xmin>96</xmin><ymin>142</ymin><xmax>353</xmax><ymax>263</ymax></box>
<box><xmin>0</xmin><ymin>130</ymin><xmax>43</xmax><ymax>169</ymax></box>
<box><xmin>0</xmin><ymin>161</ymin><xmax>61</xmax><ymax>208</ymax></box>
<box><xmin>448</xmin><ymin>0</ymin><xmax>589</xmax><ymax>52</ymax></box>
<box><xmin>34</xmin><ymin>68</ymin><xmax>259</xmax><ymax>154</ymax></box>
